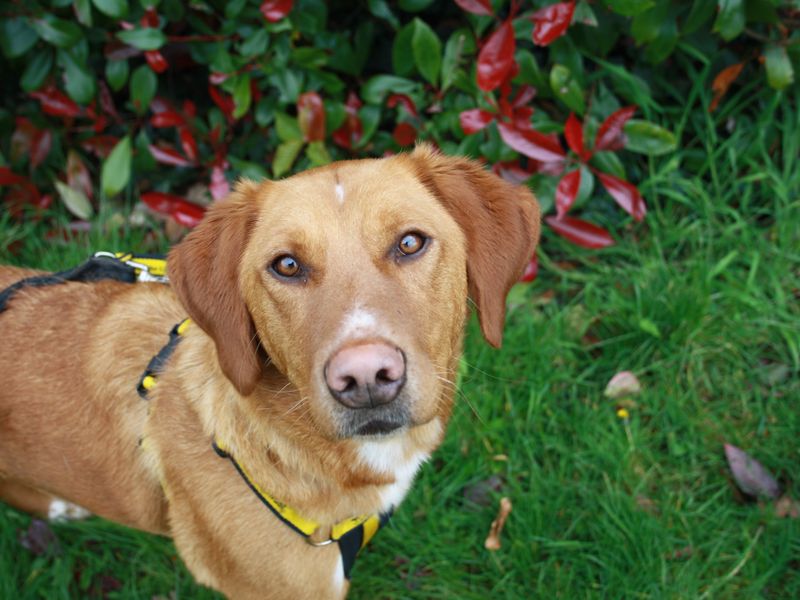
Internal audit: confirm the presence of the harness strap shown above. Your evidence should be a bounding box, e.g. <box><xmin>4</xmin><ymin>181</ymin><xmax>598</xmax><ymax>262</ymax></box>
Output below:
<box><xmin>138</xmin><ymin>318</ymin><xmax>192</xmax><ymax>398</ymax></box>
<box><xmin>0</xmin><ymin>255</ymin><xmax>137</xmax><ymax>313</ymax></box>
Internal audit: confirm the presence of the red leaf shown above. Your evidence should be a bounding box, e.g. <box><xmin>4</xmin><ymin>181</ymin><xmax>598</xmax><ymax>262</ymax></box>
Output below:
<box><xmin>145</xmin><ymin>50</ymin><xmax>168</xmax><ymax>73</ymax></box>
<box><xmin>209</xmin><ymin>72</ymin><xmax>229</xmax><ymax>85</ymax></box>
<box><xmin>0</xmin><ymin>167</ymin><xmax>41</xmax><ymax>208</ymax></box>
<box><xmin>477</xmin><ymin>21</ymin><xmax>516</xmax><ymax>92</ymax></box>
<box><xmin>454</xmin><ymin>0</ymin><xmax>493</xmax><ymax>16</ymax></box>
<box><xmin>183</xmin><ymin>100</ymin><xmax>197</xmax><ymax>118</ymax></box>
<box><xmin>150</xmin><ymin>110</ymin><xmax>184</xmax><ymax>128</ymax></box>
<box><xmin>31</xmin><ymin>130</ymin><xmax>52</xmax><ymax>169</ymax></box>
<box><xmin>520</xmin><ymin>253</ymin><xmax>538</xmax><ymax>282</ymax></box>
<box><xmin>66</xmin><ymin>150</ymin><xmax>93</xmax><ymax>200</ymax></box>
<box><xmin>555</xmin><ymin>169</ymin><xmax>581</xmax><ymax>218</ymax></box>
<box><xmin>545</xmin><ymin>215</ymin><xmax>615</xmax><ymax>249</ymax></box>
<box><xmin>148</xmin><ymin>144</ymin><xmax>193</xmax><ymax>167</ymax></box>
<box><xmin>141</xmin><ymin>7</ymin><xmax>159</xmax><ymax>28</ymax></box>
<box><xmin>260</xmin><ymin>0</ymin><xmax>293</xmax><ymax>22</ymax></box>
<box><xmin>81</xmin><ymin>135</ymin><xmax>119</xmax><ymax>158</ymax></box>
<box><xmin>513</xmin><ymin>106</ymin><xmax>534</xmax><ymax>131</ymax></box>
<box><xmin>208</xmin><ymin>85</ymin><xmax>235</xmax><ymax>120</ymax></box>
<box><xmin>492</xmin><ymin>160</ymin><xmax>535</xmax><ymax>184</ymax></box>
<box><xmin>179</xmin><ymin>127</ymin><xmax>198</xmax><ymax>162</ymax></box>
<box><xmin>11</xmin><ymin>117</ymin><xmax>38</xmax><ymax>163</ymax></box>
<box><xmin>564</xmin><ymin>113</ymin><xmax>584</xmax><ymax>156</ymax></box>
<box><xmin>0</xmin><ymin>167</ymin><xmax>28</xmax><ymax>186</ymax></box>
<box><xmin>393</xmin><ymin>122</ymin><xmax>417</xmax><ymax>146</ymax></box>
<box><xmin>297</xmin><ymin>92</ymin><xmax>326</xmax><ymax>142</ymax></box>
<box><xmin>710</xmin><ymin>63</ymin><xmax>744</xmax><ymax>112</ymax></box>
<box><xmin>150</xmin><ymin>97</ymin><xmax>171</xmax><ymax>114</ymax></box>
<box><xmin>332</xmin><ymin>91</ymin><xmax>363</xmax><ymax>150</ymax></box>
<box><xmin>497</xmin><ymin>121</ymin><xmax>565</xmax><ymax>163</ymax></box>
<box><xmin>210</xmin><ymin>166</ymin><xmax>229</xmax><ymax>201</ymax></box>
<box><xmin>30</xmin><ymin>87</ymin><xmax>81</xmax><ymax>118</ymax></box>
<box><xmin>98</xmin><ymin>82</ymin><xmax>119</xmax><ymax>122</ymax></box>
<box><xmin>595</xmin><ymin>106</ymin><xmax>637</xmax><ymax>152</ymax></box>
<box><xmin>141</xmin><ymin>192</ymin><xmax>205</xmax><ymax>228</ymax></box>
<box><xmin>531</xmin><ymin>1</ymin><xmax>576</xmax><ymax>46</ymax></box>
<box><xmin>595</xmin><ymin>171</ymin><xmax>646</xmax><ymax>221</ymax></box>
<box><xmin>460</xmin><ymin>109</ymin><xmax>495</xmax><ymax>134</ymax></box>
<box><xmin>511</xmin><ymin>85</ymin><xmax>536</xmax><ymax>108</ymax></box>
<box><xmin>387</xmin><ymin>94</ymin><xmax>418</xmax><ymax>118</ymax></box>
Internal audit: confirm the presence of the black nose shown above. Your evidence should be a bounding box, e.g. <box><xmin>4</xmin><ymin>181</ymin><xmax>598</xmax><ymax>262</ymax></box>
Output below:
<box><xmin>325</xmin><ymin>343</ymin><xmax>406</xmax><ymax>409</ymax></box>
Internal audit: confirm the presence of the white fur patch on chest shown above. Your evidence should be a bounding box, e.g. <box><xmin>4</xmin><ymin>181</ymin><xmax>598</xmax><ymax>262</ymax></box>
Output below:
<box><xmin>335</xmin><ymin>183</ymin><xmax>345</xmax><ymax>204</ymax></box>
<box><xmin>357</xmin><ymin>436</ymin><xmax>428</xmax><ymax>512</ymax></box>
<box><xmin>48</xmin><ymin>498</ymin><xmax>91</xmax><ymax>522</ymax></box>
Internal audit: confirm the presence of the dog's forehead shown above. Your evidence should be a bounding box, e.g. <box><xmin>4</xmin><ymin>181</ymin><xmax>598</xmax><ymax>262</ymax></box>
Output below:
<box><xmin>269</xmin><ymin>158</ymin><xmax>433</xmax><ymax>212</ymax></box>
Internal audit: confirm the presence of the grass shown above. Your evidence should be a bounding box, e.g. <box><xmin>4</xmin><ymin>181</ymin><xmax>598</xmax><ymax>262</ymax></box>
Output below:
<box><xmin>1</xmin><ymin>82</ymin><xmax>798</xmax><ymax>598</ymax></box>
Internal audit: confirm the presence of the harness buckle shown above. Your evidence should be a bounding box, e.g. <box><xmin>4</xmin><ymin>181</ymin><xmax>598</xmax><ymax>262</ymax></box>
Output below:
<box><xmin>93</xmin><ymin>252</ymin><xmax>170</xmax><ymax>284</ymax></box>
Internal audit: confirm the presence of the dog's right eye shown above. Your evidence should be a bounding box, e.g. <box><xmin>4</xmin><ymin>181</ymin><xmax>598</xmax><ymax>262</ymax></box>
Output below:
<box><xmin>270</xmin><ymin>255</ymin><xmax>302</xmax><ymax>279</ymax></box>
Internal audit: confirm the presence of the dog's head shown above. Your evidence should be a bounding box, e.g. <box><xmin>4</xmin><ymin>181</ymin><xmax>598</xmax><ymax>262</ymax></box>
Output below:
<box><xmin>168</xmin><ymin>145</ymin><xmax>539</xmax><ymax>440</ymax></box>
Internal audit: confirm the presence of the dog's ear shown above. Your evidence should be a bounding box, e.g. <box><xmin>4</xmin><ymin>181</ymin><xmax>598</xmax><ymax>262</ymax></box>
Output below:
<box><xmin>168</xmin><ymin>180</ymin><xmax>263</xmax><ymax>395</ymax></box>
<box><xmin>409</xmin><ymin>144</ymin><xmax>540</xmax><ymax>347</ymax></box>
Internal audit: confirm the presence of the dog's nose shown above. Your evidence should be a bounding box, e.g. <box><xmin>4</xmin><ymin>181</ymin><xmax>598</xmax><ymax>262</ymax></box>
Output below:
<box><xmin>325</xmin><ymin>343</ymin><xmax>406</xmax><ymax>409</ymax></box>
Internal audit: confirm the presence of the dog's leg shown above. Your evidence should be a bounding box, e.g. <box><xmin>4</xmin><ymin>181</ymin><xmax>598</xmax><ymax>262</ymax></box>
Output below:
<box><xmin>0</xmin><ymin>478</ymin><xmax>91</xmax><ymax>521</ymax></box>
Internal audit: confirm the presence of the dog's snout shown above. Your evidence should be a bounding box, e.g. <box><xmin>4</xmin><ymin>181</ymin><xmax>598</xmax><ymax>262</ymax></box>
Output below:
<box><xmin>325</xmin><ymin>343</ymin><xmax>406</xmax><ymax>409</ymax></box>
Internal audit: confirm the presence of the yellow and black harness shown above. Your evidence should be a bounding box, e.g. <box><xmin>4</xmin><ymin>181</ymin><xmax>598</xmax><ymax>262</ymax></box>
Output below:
<box><xmin>0</xmin><ymin>252</ymin><xmax>389</xmax><ymax>580</ymax></box>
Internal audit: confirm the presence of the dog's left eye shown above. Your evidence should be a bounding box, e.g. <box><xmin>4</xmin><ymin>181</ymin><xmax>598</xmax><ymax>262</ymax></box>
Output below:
<box><xmin>397</xmin><ymin>232</ymin><xmax>427</xmax><ymax>258</ymax></box>
<box><xmin>270</xmin><ymin>255</ymin><xmax>303</xmax><ymax>279</ymax></box>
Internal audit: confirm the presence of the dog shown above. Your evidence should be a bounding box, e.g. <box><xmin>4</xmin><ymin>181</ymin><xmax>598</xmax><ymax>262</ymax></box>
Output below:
<box><xmin>0</xmin><ymin>145</ymin><xmax>539</xmax><ymax>598</ymax></box>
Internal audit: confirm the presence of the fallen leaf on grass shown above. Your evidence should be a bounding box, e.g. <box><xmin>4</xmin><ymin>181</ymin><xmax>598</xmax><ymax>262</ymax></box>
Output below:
<box><xmin>775</xmin><ymin>495</ymin><xmax>799</xmax><ymax>519</ymax></box>
<box><xmin>484</xmin><ymin>496</ymin><xmax>512</xmax><ymax>551</ymax></box>
<box><xmin>463</xmin><ymin>474</ymin><xmax>504</xmax><ymax>507</ymax></box>
<box><xmin>635</xmin><ymin>495</ymin><xmax>659</xmax><ymax>515</ymax></box>
<box><xmin>724</xmin><ymin>443</ymin><xmax>780</xmax><ymax>499</ymax></box>
<box><xmin>666</xmin><ymin>545</ymin><xmax>694</xmax><ymax>560</ymax></box>
<box><xmin>604</xmin><ymin>371</ymin><xmax>642</xmax><ymax>399</ymax></box>
<box><xmin>19</xmin><ymin>519</ymin><xmax>59</xmax><ymax>556</ymax></box>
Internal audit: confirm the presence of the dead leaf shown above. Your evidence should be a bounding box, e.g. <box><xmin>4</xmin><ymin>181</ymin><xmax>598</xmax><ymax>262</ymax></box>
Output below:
<box><xmin>775</xmin><ymin>495</ymin><xmax>799</xmax><ymax>519</ymax></box>
<box><xmin>724</xmin><ymin>443</ymin><xmax>780</xmax><ymax>499</ymax></box>
<box><xmin>19</xmin><ymin>519</ymin><xmax>59</xmax><ymax>556</ymax></box>
<box><xmin>463</xmin><ymin>474</ymin><xmax>504</xmax><ymax>507</ymax></box>
<box><xmin>666</xmin><ymin>545</ymin><xmax>694</xmax><ymax>560</ymax></box>
<box><xmin>604</xmin><ymin>371</ymin><xmax>642</xmax><ymax>399</ymax></box>
<box><xmin>484</xmin><ymin>496</ymin><xmax>512</xmax><ymax>551</ymax></box>
<box><xmin>635</xmin><ymin>495</ymin><xmax>659</xmax><ymax>515</ymax></box>
<box><xmin>710</xmin><ymin>62</ymin><xmax>745</xmax><ymax>112</ymax></box>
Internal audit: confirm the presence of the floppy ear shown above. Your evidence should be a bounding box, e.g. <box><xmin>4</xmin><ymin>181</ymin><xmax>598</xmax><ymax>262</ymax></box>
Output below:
<box><xmin>168</xmin><ymin>180</ymin><xmax>263</xmax><ymax>395</ymax></box>
<box><xmin>408</xmin><ymin>144</ymin><xmax>540</xmax><ymax>347</ymax></box>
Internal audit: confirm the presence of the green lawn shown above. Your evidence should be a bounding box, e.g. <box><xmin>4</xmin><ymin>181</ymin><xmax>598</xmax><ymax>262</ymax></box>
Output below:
<box><xmin>1</xmin><ymin>86</ymin><xmax>798</xmax><ymax>598</ymax></box>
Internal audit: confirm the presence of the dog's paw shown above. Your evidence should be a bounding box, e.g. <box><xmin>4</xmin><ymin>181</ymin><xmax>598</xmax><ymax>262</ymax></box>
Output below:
<box><xmin>48</xmin><ymin>498</ymin><xmax>92</xmax><ymax>522</ymax></box>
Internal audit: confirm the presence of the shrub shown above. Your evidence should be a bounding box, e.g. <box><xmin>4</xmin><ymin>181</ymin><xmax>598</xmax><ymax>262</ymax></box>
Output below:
<box><xmin>1</xmin><ymin>1</ymin><xmax>797</xmax><ymax>261</ymax></box>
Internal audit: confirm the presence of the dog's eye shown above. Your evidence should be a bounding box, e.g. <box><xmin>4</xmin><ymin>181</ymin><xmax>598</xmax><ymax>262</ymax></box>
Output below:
<box><xmin>271</xmin><ymin>255</ymin><xmax>302</xmax><ymax>278</ymax></box>
<box><xmin>397</xmin><ymin>232</ymin><xmax>426</xmax><ymax>257</ymax></box>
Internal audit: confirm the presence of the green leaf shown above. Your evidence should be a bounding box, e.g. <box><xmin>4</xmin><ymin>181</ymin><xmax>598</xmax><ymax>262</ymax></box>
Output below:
<box><xmin>306</xmin><ymin>141</ymin><xmax>332</xmax><ymax>166</ymax></box>
<box><xmin>623</xmin><ymin>119</ymin><xmax>677</xmax><ymax>155</ymax></box>
<box><xmin>130</xmin><ymin>65</ymin><xmax>156</xmax><ymax>115</ymax></box>
<box><xmin>116</xmin><ymin>28</ymin><xmax>166</xmax><ymax>51</ymax></box>
<box><xmin>682</xmin><ymin>0</ymin><xmax>716</xmax><ymax>34</ymax></box>
<box><xmin>60</xmin><ymin>49</ymin><xmax>97</xmax><ymax>104</ymax></box>
<box><xmin>33</xmin><ymin>16</ymin><xmax>83</xmax><ymax>48</ymax></box>
<box><xmin>764</xmin><ymin>44</ymin><xmax>794</xmax><ymax>90</ymax></box>
<box><xmin>275</xmin><ymin>112</ymin><xmax>302</xmax><ymax>142</ymax></box>
<box><xmin>362</xmin><ymin>75</ymin><xmax>418</xmax><ymax>104</ymax></box>
<box><xmin>21</xmin><ymin>50</ymin><xmax>53</xmax><ymax>92</ymax></box>
<box><xmin>399</xmin><ymin>0</ymin><xmax>434</xmax><ymax>11</ymax></box>
<box><xmin>75</xmin><ymin>0</ymin><xmax>94</xmax><ymax>26</ymax></box>
<box><xmin>442</xmin><ymin>29</ymin><xmax>475</xmax><ymax>92</ymax></box>
<box><xmin>1</xmin><ymin>18</ymin><xmax>39</xmax><ymax>58</ymax></box>
<box><xmin>240</xmin><ymin>28</ymin><xmax>269</xmax><ymax>57</ymax></box>
<box><xmin>105</xmin><ymin>59</ymin><xmax>129</xmax><ymax>91</ymax></box>
<box><xmin>101</xmin><ymin>136</ymin><xmax>131</xmax><ymax>197</ymax></box>
<box><xmin>590</xmin><ymin>151</ymin><xmax>626</xmax><ymax>179</ymax></box>
<box><xmin>92</xmin><ymin>0</ymin><xmax>128</xmax><ymax>19</ymax></box>
<box><xmin>227</xmin><ymin>156</ymin><xmax>268</xmax><ymax>180</ymax></box>
<box><xmin>631</xmin><ymin>1</ymin><xmax>669</xmax><ymax>44</ymax></box>
<box><xmin>232</xmin><ymin>74</ymin><xmax>252</xmax><ymax>119</ymax></box>
<box><xmin>550</xmin><ymin>64</ymin><xmax>585</xmax><ymax>114</ymax></box>
<box><xmin>368</xmin><ymin>0</ymin><xmax>400</xmax><ymax>29</ymax></box>
<box><xmin>392</xmin><ymin>22</ymin><xmax>416</xmax><ymax>77</ymax></box>
<box><xmin>55</xmin><ymin>181</ymin><xmax>94</xmax><ymax>220</ymax></box>
<box><xmin>573</xmin><ymin>0</ymin><xmax>598</xmax><ymax>26</ymax></box>
<box><xmin>638</xmin><ymin>318</ymin><xmax>661</xmax><ymax>338</ymax></box>
<box><xmin>411</xmin><ymin>18</ymin><xmax>441</xmax><ymax>86</ymax></box>
<box><xmin>273</xmin><ymin>140</ymin><xmax>304</xmax><ymax>178</ymax></box>
<box><xmin>356</xmin><ymin>105</ymin><xmax>381</xmax><ymax>148</ymax></box>
<box><xmin>746</xmin><ymin>0</ymin><xmax>779</xmax><ymax>24</ymax></box>
<box><xmin>516</xmin><ymin>50</ymin><xmax>549</xmax><ymax>93</ymax></box>
<box><xmin>604</xmin><ymin>0</ymin><xmax>654</xmax><ymax>16</ymax></box>
<box><xmin>713</xmin><ymin>0</ymin><xmax>745</xmax><ymax>41</ymax></box>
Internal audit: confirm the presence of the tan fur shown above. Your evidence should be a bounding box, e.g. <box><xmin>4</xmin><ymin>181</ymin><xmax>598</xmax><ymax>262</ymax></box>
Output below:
<box><xmin>0</xmin><ymin>147</ymin><xmax>539</xmax><ymax>599</ymax></box>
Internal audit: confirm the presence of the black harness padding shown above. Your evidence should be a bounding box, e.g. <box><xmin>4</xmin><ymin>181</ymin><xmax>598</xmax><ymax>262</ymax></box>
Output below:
<box><xmin>0</xmin><ymin>256</ymin><xmax>137</xmax><ymax>313</ymax></box>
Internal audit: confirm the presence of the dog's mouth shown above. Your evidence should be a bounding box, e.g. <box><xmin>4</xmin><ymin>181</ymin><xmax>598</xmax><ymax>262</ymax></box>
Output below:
<box><xmin>354</xmin><ymin>419</ymin><xmax>403</xmax><ymax>436</ymax></box>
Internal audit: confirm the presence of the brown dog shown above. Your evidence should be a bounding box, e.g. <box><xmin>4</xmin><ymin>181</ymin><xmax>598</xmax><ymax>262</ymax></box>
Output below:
<box><xmin>0</xmin><ymin>145</ymin><xmax>539</xmax><ymax>598</ymax></box>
